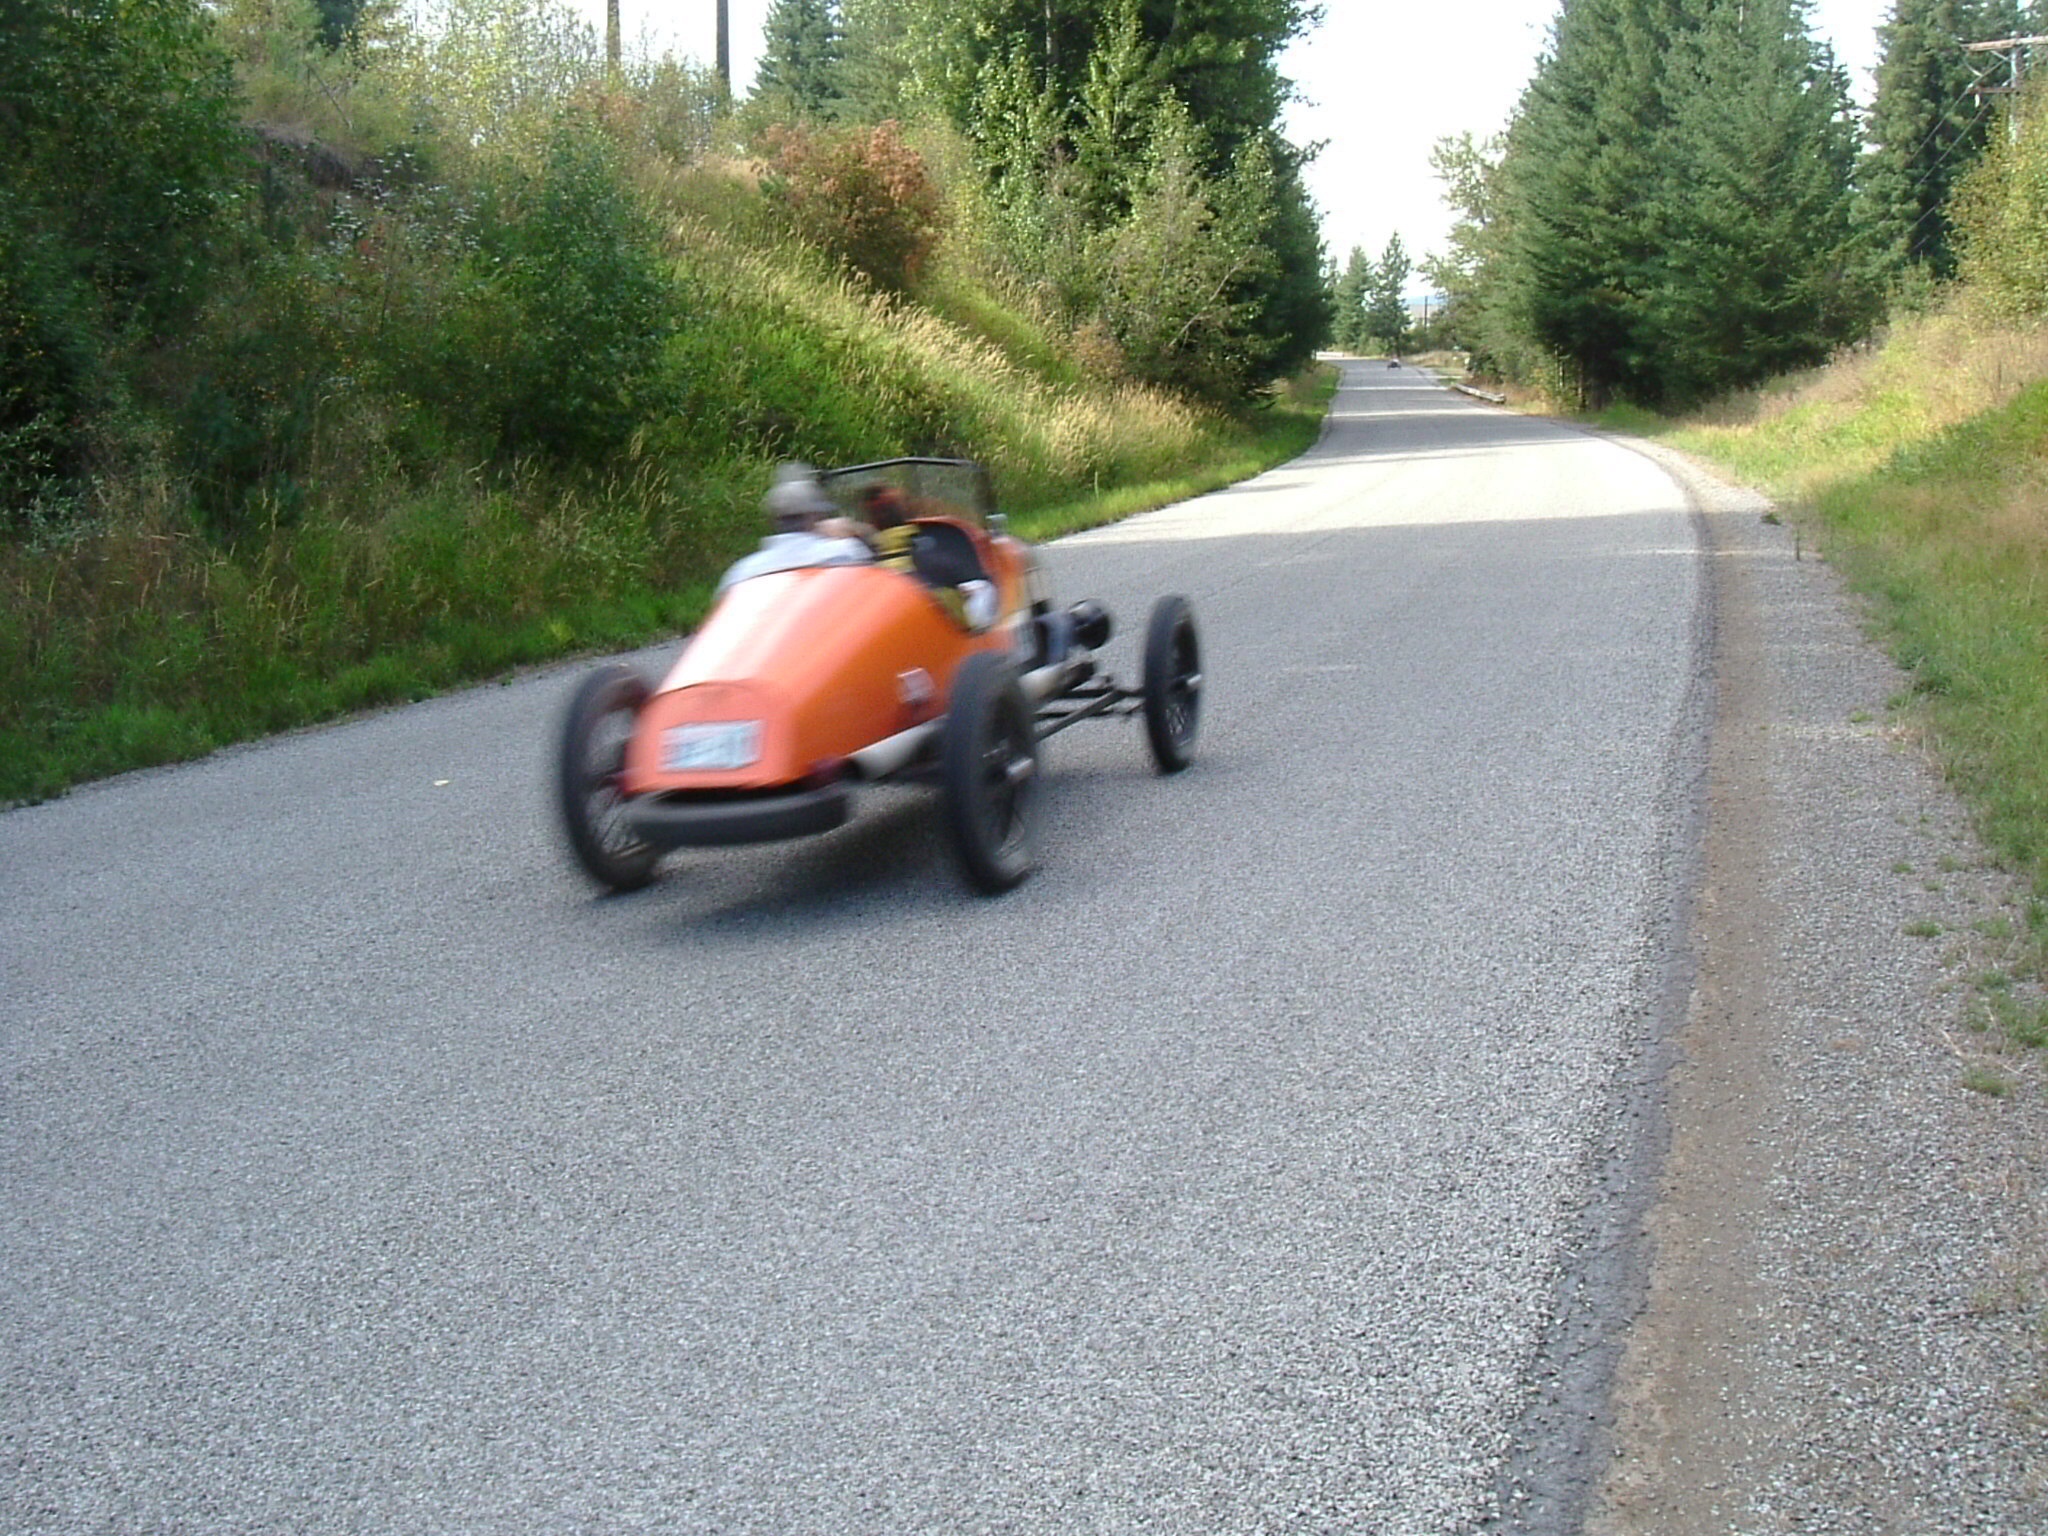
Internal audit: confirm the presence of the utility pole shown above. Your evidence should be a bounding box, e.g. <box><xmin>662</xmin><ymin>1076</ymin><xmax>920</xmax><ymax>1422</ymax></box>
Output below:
<box><xmin>1964</xmin><ymin>35</ymin><xmax>2048</xmax><ymax>139</ymax></box>
<box><xmin>716</xmin><ymin>0</ymin><xmax>730</xmax><ymax>92</ymax></box>
<box><xmin>607</xmin><ymin>0</ymin><xmax>619</xmax><ymax>74</ymax></box>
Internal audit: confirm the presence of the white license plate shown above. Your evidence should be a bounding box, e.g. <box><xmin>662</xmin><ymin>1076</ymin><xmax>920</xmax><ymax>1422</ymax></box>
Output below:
<box><xmin>662</xmin><ymin>721</ymin><xmax>762</xmax><ymax>772</ymax></box>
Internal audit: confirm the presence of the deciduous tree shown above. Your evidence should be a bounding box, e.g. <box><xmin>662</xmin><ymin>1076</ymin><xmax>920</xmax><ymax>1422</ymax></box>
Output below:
<box><xmin>1951</xmin><ymin>74</ymin><xmax>2048</xmax><ymax>316</ymax></box>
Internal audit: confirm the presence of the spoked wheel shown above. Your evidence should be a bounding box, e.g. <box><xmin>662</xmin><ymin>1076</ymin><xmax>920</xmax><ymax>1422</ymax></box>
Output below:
<box><xmin>1141</xmin><ymin>594</ymin><xmax>1201</xmax><ymax>773</ymax></box>
<box><xmin>941</xmin><ymin>651</ymin><xmax>1039</xmax><ymax>894</ymax></box>
<box><xmin>557</xmin><ymin>664</ymin><xmax>659</xmax><ymax>893</ymax></box>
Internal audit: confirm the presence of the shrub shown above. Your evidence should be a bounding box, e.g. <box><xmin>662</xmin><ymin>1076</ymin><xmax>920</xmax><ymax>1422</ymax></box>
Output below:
<box><xmin>0</xmin><ymin>196</ymin><xmax>103</xmax><ymax>525</ymax></box>
<box><xmin>1953</xmin><ymin>84</ymin><xmax>2048</xmax><ymax>321</ymax></box>
<box><xmin>761</xmin><ymin>119</ymin><xmax>946</xmax><ymax>291</ymax></box>
<box><xmin>1</xmin><ymin>0</ymin><xmax>244</xmax><ymax>336</ymax></box>
<box><xmin>402</xmin><ymin>119</ymin><xmax>673</xmax><ymax>465</ymax></box>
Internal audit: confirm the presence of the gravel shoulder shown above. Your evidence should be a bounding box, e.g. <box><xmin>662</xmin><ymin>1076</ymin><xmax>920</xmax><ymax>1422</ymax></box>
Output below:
<box><xmin>1589</xmin><ymin>441</ymin><xmax>2048</xmax><ymax>1534</ymax></box>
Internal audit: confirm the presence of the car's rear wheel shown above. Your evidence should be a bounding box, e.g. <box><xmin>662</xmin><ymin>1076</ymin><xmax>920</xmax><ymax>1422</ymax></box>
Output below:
<box><xmin>1141</xmin><ymin>594</ymin><xmax>1201</xmax><ymax>773</ymax></box>
<box><xmin>941</xmin><ymin>651</ymin><xmax>1038</xmax><ymax>894</ymax></box>
<box><xmin>558</xmin><ymin>664</ymin><xmax>659</xmax><ymax>893</ymax></box>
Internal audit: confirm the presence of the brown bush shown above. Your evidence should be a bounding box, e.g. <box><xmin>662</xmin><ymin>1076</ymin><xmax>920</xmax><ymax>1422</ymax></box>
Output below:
<box><xmin>762</xmin><ymin>119</ymin><xmax>945</xmax><ymax>292</ymax></box>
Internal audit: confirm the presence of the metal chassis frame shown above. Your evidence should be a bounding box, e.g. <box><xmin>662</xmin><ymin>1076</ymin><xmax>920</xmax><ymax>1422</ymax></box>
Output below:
<box><xmin>1032</xmin><ymin>675</ymin><xmax>1144</xmax><ymax>742</ymax></box>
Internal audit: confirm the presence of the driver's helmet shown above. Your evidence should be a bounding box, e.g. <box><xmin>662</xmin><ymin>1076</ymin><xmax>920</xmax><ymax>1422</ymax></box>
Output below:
<box><xmin>763</xmin><ymin>462</ymin><xmax>835</xmax><ymax>532</ymax></box>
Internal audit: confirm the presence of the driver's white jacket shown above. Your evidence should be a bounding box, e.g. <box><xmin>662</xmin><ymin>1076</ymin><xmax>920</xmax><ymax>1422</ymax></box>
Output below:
<box><xmin>715</xmin><ymin>531</ymin><xmax>873</xmax><ymax>592</ymax></box>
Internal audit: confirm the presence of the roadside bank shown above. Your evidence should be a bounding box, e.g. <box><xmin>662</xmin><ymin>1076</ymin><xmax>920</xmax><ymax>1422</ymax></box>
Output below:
<box><xmin>1589</xmin><ymin>441</ymin><xmax>2047</xmax><ymax>1534</ymax></box>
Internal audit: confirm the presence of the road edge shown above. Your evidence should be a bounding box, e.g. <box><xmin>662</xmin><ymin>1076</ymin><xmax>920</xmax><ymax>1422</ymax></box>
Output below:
<box><xmin>1583</xmin><ymin>438</ymin><xmax>2048</xmax><ymax>1534</ymax></box>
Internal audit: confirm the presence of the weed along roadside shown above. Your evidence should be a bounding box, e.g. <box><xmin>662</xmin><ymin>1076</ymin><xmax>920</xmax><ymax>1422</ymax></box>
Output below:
<box><xmin>0</xmin><ymin>359</ymin><xmax>1331</xmax><ymax>810</ymax></box>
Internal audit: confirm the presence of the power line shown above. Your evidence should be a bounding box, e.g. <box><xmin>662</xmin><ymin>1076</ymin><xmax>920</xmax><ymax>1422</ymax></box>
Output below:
<box><xmin>1962</xmin><ymin>33</ymin><xmax>2048</xmax><ymax>103</ymax></box>
<box><xmin>1891</xmin><ymin>75</ymin><xmax>1995</xmax><ymax>169</ymax></box>
<box><xmin>1961</xmin><ymin>34</ymin><xmax>2048</xmax><ymax>146</ymax></box>
<box><xmin>1906</xmin><ymin>97</ymin><xmax>1996</xmax><ymax>197</ymax></box>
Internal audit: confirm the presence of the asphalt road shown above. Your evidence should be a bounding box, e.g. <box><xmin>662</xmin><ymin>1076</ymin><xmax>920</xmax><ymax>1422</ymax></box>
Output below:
<box><xmin>2</xmin><ymin>360</ymin><xmax>1709</xmax><ymax>1533</ymax></box>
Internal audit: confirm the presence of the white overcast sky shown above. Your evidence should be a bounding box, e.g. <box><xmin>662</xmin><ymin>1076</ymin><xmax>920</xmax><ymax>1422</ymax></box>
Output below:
<box><xmin>586</xmin><ymin>1</ymin><xmax>1895</xmax><ymax>272</ymax></box>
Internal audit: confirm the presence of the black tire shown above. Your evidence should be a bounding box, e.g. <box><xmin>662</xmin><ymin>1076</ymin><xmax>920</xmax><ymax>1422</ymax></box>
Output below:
<box><xmin>941</xmin><ymin>651</ymin><xmax>1038</xmax><ymax>894</ymax></box>
<box><xmin>1141</xmin><ymin>595</ymin><xmax>1201</xmax><ymax>773</ymax></box>
<box><xmin>557</xmin><ymin>664</ymin><xmax>659</xmax><ymax>893</ymax></box>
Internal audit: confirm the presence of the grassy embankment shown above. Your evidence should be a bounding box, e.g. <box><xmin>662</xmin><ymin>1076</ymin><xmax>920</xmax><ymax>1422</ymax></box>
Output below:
<box><xmin>0</xmin><ymin>214</ymin><xmax>1333</xmax><ymax>809</ymax></box>
<box><xmin>1590</xmin><ymin>310</ymin><xmax>2048</xmax><ymax>1062</ymax></box>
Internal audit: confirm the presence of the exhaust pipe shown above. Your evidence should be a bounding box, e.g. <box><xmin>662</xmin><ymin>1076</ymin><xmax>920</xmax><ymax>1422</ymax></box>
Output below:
<box><xmin>1019</xmin><ymin>651</ymin><xmax>1093</xmax><ymax>703</ymax></box>
<box><xmin>846</xmin><ymin>720</ymin><xmax>940</xmax><ymax>781</ymax></box>
<box><xmin>849</xmin><ymin>642</ymin><xmax>1096</xmax><ymax>782</ymax></box>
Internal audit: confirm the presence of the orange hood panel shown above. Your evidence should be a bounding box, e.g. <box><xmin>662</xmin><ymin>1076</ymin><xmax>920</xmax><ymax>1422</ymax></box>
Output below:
<box><xmin>624</xmin><ymin>559</ymin><xmax>1021</xmax><ymax>794</ymax></box>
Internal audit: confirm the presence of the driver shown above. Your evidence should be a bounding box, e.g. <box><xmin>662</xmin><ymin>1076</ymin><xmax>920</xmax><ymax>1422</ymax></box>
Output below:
<box><xmin>715</xmin><ymin>463</ymin><xmax>873</xmax><ymax>593</ymax></box>
<box><xmin>859</xmin><ymin>484</ymin><xmax>917</xmax><ymax>571</ymax></box>
<box><xmin>855</xmin><ymin>483</ymin><xmax>999</xmax><ymax>631</ymax></box>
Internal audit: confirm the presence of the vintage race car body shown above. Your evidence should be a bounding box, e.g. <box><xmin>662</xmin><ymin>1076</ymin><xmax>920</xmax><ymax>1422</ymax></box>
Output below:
<box><xmin>625</xmin><ymin>519</ymin><xmax>1031</xmax><ymax>796</ymax></box>
<box><xmin>556</xmin><ymin>458</ymin><xmax>1199</xmax><ymax>895</ymax></box>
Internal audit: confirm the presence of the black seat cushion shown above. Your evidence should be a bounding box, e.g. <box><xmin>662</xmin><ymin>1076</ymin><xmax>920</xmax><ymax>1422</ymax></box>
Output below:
<box><xmin>908</xmin><ymin>521</ymin><xmax>988</xmax><ymax>587</ymax></box>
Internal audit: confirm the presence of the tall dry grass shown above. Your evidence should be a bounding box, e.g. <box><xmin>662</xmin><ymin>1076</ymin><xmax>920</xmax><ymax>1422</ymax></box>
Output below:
<box><xmin>1664</xmin><ymin>309</ymin><xmax>2048</xmax><ymax>501</ymax></box>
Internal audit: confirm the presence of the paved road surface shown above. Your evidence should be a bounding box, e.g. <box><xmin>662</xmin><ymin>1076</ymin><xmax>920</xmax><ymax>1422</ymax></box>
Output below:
<box><xmin>3</xmin><ymin>361</ymin><xmax>1708</xmax><ymax>1532</ymax></box>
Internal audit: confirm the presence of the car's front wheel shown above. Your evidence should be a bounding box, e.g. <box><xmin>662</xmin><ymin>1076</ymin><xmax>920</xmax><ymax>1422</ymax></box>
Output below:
<box><xmin>941</xmin><ymin>651</ymin><xmax>1038</xmax><ymax>894</ymax></box>
<box><xmin>557</xmin><ymin>664</ymin><xmax>659</xmax><ymax>893</ymax></box>
<box><xmin>1141</xmin><ymin>594</ymin><xmax>1201</xmax><ymax>773</ymax></box>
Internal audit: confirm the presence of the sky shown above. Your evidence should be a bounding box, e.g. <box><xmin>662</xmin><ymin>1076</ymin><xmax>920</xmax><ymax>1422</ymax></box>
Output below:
<box><xmin>583</xmin><ymin>1</ymin><xmax>1895</xmax><ymax>272</ymax></box>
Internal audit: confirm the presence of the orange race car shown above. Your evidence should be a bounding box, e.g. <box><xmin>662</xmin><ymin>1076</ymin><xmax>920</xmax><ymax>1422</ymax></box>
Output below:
<box><xmin>555</xmin><ymin>458</ymin><xmax>1201</xmax><ymax>895</ymax></box>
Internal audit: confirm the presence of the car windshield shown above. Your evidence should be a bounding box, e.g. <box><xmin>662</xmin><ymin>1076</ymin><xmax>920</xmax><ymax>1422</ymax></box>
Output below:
<box><xmin>821</xmin><ymin>458</ymin><xmax>994</xmax><ymax>528</ymax></box>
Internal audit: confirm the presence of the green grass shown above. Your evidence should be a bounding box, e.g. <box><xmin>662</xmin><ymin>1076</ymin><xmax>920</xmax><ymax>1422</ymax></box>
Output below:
<box><xmin>0</xmin><ymin>362</ymin><xmax>1334</xmax><ymax>808</ymax></box>
<box><xmin>1963</xmin><ymin>1064</ymin><xmax>2014</xmax><ymax>1097</ymax></box>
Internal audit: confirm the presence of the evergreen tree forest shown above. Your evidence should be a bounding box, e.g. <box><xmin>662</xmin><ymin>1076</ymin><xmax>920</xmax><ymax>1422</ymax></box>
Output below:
<box><xmin>1427</xmin><ymin>0</ymin><xmax>2048</xmax><ymax>407</ymax></box>
<box><xmin>1519</xmin><ymin>0</ymin><xmax>1870</xmax><ymax>406</ymax></box>
<box><xmin>1328</xmin><ymin>236</ymin><xmax>1411</xmax><ymax>356</ymax></box>
<box><xmin>752</xmin><ymin>0</ymin><xmax>845</xmax><ymax>120</ymax></box>
<box><xmin>1862</xmin><ymin>0</ymin><xmax>2048</xmax><ymax>279</ymax></box>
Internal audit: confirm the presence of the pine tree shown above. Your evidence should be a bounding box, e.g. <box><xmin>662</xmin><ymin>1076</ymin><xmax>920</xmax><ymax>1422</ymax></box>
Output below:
<box><xmin>753</xmin><ymin>0</ymin><xmax>844</xmax><ymax>119</ymax></box>
<box><xmin>1495</xmin><ymin>0</ymin><xmax>1872</xmax><ymax>405</ymax></box>
<box><xmin>1333</xmin><ymin>246</ymin><xmax>1371</xmax><ymax>351</ymax></box>
<box><xmin>1862</xmin><ymin>0</ymin><xmax>2014</xmax><ymax>277</ymax></box>
<box><xmin>1504</xmin><ymin>0</ymin><xmax>1697</xmax><ymax>404</ymax></box>
<box><xmin>1222</xmin><ymin>134</ymin><xmax>1331</xmax><ymax>380</ymax></box>
<box><xmin>1366</xmin><ymin>233</ymin><xmax>1411</xmax><ymax>355</ymax></box>
<box><xmin>1073</xmin><ymin>0</ymin><xmax>1164</xmax><ymax>221</ymax></box>
<box><xmin>835</xmin><ymin>0</ymin><xmax>953</xmax><ymax>119</ymax></box>
<box><xmin>1138</xmin><ymin>0</ymin><xmax>1311</xmax><ymax>164</ymax></box>
<box><xmin>1646</xmin><ymin>0</ymin><xmax>1873</xmax><ymax>403</ymax></box>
